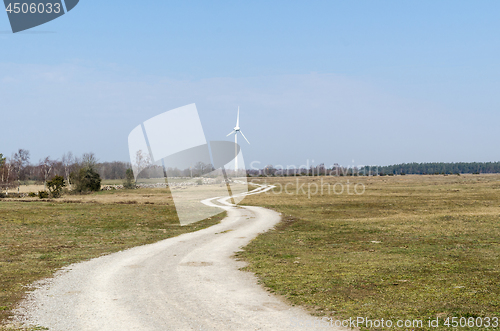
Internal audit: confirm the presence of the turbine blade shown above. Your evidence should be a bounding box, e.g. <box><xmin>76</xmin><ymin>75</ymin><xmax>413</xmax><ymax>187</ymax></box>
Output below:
<box><xmin>239</xmin><ymin>130</ymin><xmax>250</xmax><ymax>144</ymax></box>
<box><xmin>226</xmin><ymin>130</ymin><xmax>236</xmax><ymax>137</ymax></box>
<box><xmin>236</xmin><ymin>106</ymin><xmax>240</xmax><ymax>127</ymax></box>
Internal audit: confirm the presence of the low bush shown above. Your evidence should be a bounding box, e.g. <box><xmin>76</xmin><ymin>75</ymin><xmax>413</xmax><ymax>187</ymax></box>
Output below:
<box><xmin>47</xmin><ymin>175</ymin><xmax>66</xmax><ymax>198</ymax></box>
<box><xmin>123</xmin><ymin>168</ymin><xmax>135</xmax><ymax>189</ymax></box>
<box><xmin>70</xmin><ymin>168</ymin><xmax>102</xmax><ymax>193</ymax></box>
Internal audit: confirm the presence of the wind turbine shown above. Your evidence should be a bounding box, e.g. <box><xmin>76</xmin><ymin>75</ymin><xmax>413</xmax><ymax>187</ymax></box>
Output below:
<box><xmin>226</xmin><ymin>107</ymin><xmax>250</xmax><ymax>172</ymax></box>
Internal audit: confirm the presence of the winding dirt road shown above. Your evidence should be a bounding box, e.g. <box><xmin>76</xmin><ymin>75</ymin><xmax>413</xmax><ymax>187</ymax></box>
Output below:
<box><xmin>17</xmin><ymin>184</ymin><xmax>344</xmax><ymax>330</ymax></box>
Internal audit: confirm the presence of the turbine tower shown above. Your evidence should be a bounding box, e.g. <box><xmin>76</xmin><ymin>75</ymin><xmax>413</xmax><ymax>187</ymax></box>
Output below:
<box><xmin>226</xmin><ymin>107</ymin><xmax>250</xmax><ymax>173</ymax></box>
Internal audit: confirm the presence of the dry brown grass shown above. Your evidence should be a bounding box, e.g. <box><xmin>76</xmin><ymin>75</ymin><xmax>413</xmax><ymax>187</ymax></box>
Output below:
<box><xmin>7</xmin><ymin>185</ymin><xmax>45</xmax><ymax>194</ymax></box>
<box><xmin>0</xmin><ymin>188</ymin><xmax>226</xmax><ymax>330</ymax></box>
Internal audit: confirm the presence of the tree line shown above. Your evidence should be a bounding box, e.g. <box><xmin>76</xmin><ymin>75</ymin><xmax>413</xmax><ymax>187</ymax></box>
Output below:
<box><xmin>0</xmin><ymin>149</ymin><xmax>132</xmax><ymax>193</ymax></box>
<box><xmin>361</xmin><ymin>162</ymin><xmax>500</xmax><ymax>175</ymax></box>
<box><xmin>247</xmin><ymin>161</ymin><xmax>500</xmax><ymax>177</ymax></box>
<box><xmin>2</xmin><ymin>149</ymin><xmax>499</xmax><ymax>193</ymax></box>
<box><xmin>0</xmin><ymin>148</ymin><xmax>230</xmax><ymax>194</ymax></box>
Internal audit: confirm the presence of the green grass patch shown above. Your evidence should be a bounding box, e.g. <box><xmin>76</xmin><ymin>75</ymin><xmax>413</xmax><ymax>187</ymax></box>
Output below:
<box><xmin>239</xmin><ymin>175</ymin><xmax>500</xmax><ymax>330</ymax></box>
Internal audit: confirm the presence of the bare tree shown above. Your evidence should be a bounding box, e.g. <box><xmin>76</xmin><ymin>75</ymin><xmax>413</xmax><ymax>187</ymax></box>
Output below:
<box><xmin>39</xmin><ymin>157</ymin><xmax>55</xmax><ymax>189</ymax></box>
<box><xmin>62</xmin><ymin>152</ymin><xmax>75</xmax><ymax>185</ymax></box>
<box><xmin>81</xmin><ymin>152</ymin><xmax>98</xmax><ymax>171</ymax></box>
<box><xmin>133</xmin><ymin>150</ymin><xmax>151</xmax><ymax>180</ymax></box>
<box><xmin>0</xmin><ymin>154</ymin><xmax>6</xmax><ymax>192</ymax></box>
<box><xmin>52</xmin><ymin>160</ymin><xmax>64</xmax><ymax>178</ymax></box>
<box><xmin>0</xmin><ymin>157</ymin><xmax>16</xmax><ymax>194</ymax></box>
<box><xmin>97</xmin><ymin>161</ymin><xmax>130</xmax><ymax>180</ymax></box>
<box><xmin>12</xmin><ymin>149</ymin><xmax>31</xmax><ymax>187</ymax></box>
<box><xmin>193</xmin><ymin>162</ymin><xmax>212</xmax><ymax>176</ymax></box>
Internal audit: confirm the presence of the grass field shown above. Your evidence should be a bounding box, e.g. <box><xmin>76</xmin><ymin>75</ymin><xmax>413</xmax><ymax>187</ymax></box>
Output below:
<box><xmin>239</xmin><ymin>174</ymin><xmax>500</xmax><ymax>330</ymax></box>
<box><xmin>0</xmin><ymin>188</ymin><xmax>226</xmax><ymax>330</ymax></box>
<box><xmin>2</xmin><ymin>175</ymin><xmax>499</xmax><ymax>330</ymax></box>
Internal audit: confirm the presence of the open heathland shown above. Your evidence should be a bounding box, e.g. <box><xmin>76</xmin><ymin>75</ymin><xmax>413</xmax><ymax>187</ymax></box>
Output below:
<box><xmin>239</xmin><ymin>174</ymin><xmax>500</xmax><ymax>330</ymax></box>
<box><xmin>0</xmin><ymin>187</ymin><xmax>225</xmax><ymax>330</ymax></box>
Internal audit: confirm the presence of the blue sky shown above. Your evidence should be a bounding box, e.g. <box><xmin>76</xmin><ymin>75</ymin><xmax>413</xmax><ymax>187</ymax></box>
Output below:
<box><xmin>1</xmin><ymin>1</ymin><xmax>499</xmax><ymax>167</ymax></box>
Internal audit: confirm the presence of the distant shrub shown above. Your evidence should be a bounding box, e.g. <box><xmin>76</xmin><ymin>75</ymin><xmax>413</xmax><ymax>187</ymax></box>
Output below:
<box><xmin>123</xmin><ymin>168</ymin><xmax>135</xmax><ymax>189</ymax></box>
<box><xmin>70</xmin><ymin>168</ymin><xmax>102</xmax><ymax>193</ymax></box>
<box><xmin>47</xmin><ymin>175</ymin><xmax>66</xmax><ymax>198</ymax></box>
<box><xmin>38</xmin><ymin>191</ymin><xmax>49</xmax><ymax>199</ymax></box>
<box><xmin>28</xmin><ymin>192</ymin><xmax>37</xmax><ymax>197</ymax></box>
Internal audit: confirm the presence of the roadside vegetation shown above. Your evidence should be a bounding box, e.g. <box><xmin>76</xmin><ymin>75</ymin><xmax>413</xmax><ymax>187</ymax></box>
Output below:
<box><xmin>0</xmin><ymin>188</ymin><xmax>225</xmax><ymax>330</ymax></box>
<box><xmin>239</xmin><ymin>174</ymin><xmax>500</xmax><ymax>330</ymax></box>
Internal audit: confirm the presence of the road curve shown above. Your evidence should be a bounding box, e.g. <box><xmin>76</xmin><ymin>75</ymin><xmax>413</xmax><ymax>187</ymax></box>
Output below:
<box><xmin>16</xmin><ymin>184</ymin><xmax>345</xmax><ymax>331</ymax></box>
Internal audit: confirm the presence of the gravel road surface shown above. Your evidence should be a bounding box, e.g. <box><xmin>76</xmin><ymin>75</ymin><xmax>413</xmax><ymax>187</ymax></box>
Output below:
<box><xmin>15</xmin><ymin>185</ymin><xmax>345</xmax><ymax>331</ymax></box>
